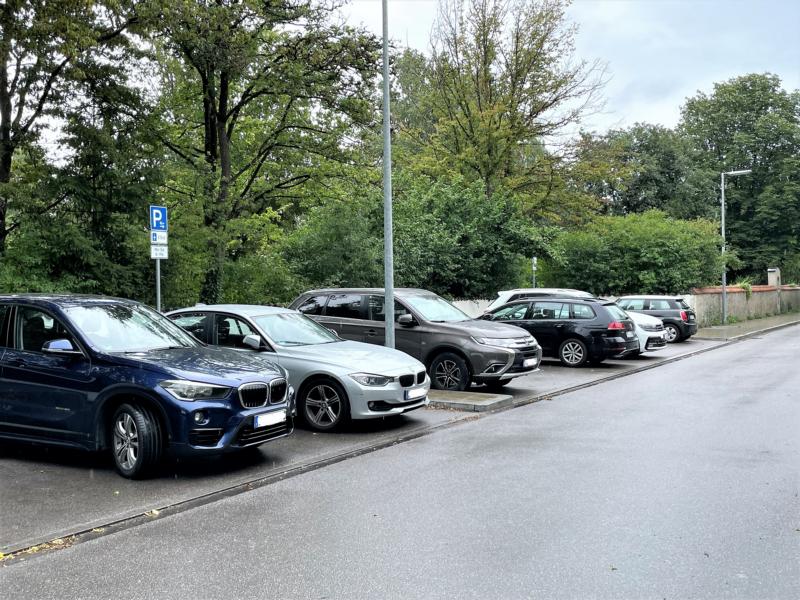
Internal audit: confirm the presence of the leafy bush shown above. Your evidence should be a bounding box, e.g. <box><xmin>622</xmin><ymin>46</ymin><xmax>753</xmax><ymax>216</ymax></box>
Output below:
<box><xmin>543</xmin><ymin>211</ymin><xmax>726</xmax><ymax>295</ymax></box>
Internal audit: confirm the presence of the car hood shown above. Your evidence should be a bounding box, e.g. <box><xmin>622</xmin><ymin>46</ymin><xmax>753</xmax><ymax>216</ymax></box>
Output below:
<box><xmin>277</xmin><ymin>340</ymin><xmax>425</xmax><ymax>376</ymax></box>
<box><xmin>108</xmin><ymin>346</ymin><xmax>283</xmax><ymax>386</ymax></box>
<box><xmin>429</xmin><ymin>318</ymin><xmax>534</xmax><ymax>340</ymax></box>
<box><xmin>626</xmin><ymin>311</ymin><xmax>663</xmax><ymax>326</ymax></box>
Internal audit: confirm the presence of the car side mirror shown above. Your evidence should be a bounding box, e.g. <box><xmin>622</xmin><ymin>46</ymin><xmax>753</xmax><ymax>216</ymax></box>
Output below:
<box><xmin>397</xmin><ymin>314</ymin><xmax>415</xmax><ymax>327</ymax></box>
<box><xmin>42</xmin><ymin>339</ymin><xmax>83</xmax><ymax>357</ymax></box>
<box><xmin>243</xmin><ymin>334</ymin><xmax>265</xmax><ymax>351</ymax></box>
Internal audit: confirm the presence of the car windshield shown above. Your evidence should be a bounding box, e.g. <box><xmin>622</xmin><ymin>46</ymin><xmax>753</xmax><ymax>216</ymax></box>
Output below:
<box><xmin>605</xmin><ymin>304</ymin><xmax>630</xmax><ymax>321</ymax></box>
<box><xmin>404</xmin><ymin>295</ymin><xmax>470</xmax><ymax>322</ymax></box>
<box><xmin>64</xmin><ymin>304</ymin><xmax>199</xmax><ymax>353</ymax></box>
<box><xmin>252</xmin><ymin>313</ymin><xmax>339</xmax><ymax>346</ymax></box>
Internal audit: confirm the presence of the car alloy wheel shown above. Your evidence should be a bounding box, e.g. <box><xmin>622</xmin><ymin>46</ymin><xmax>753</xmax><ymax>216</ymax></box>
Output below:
<box><xmin>303</xmin><ymin>383</ymin><xmax>347</xmax><ymax>431</ymax></box>
<box><xmin>113</xmin><ymin>412</ymin><xmax>139</xmax><ymax>472</ymax></box>
<box><xmin>559</xmin><ymin>339</ymin><xmax>588</xmax><ymax>367</ymax></box>
<box><xmin>435</xmin><ymin>359</ymin><xmax>462</xmax><ymax>389</ymax></box>
<box><xmin>664</xmin><ymin>324</ymin><xmax>680</xmax><ymax>343</ymax></box>
<box><xmin>110</xmin><ymin>403</ymin><xmax>162</xmax><ymax>479</ymax></box>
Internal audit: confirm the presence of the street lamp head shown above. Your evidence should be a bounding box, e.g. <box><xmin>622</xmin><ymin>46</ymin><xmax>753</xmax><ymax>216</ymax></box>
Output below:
<box><xmin>724</xmin><ymin>169</ymin><xmax>752</xmax><ymax>176</ymax></box>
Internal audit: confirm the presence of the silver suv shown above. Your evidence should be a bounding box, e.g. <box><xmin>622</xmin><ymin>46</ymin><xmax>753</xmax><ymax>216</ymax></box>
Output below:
<box><xmin>289</xmin><ymin>288</ymin><xmax>542</xmax><ymax>391</ymax></box>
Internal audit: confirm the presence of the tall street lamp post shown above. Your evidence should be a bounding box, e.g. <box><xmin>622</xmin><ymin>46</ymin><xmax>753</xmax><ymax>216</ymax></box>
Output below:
<box><xmin>720</xmin><ymin>169</ymin><xmax>751</xmax><ymax>324</ymax></box>
<box><xmin>381</xmin><ymin>0</ymin><xmax>395</xmax><ymax>348</ymax></box>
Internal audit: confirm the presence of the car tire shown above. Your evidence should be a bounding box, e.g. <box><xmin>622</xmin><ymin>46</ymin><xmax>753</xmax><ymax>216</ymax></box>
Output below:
<box><xmin>111</xmin><ymin>403</ymin><xmax>163</xmax><ymax>479</ymax></box>
<box><xmin>664</xmin><ymin>323</ymin><xmax>681</xmax><ymax>343</ymax></box>
<box><xmin>299</xmin><ymin>379</ymin><xmax>350</xmax><ymax>432</ymax></box>
<box><xmin>558</xmin><ymin>339</ymin><xmax>589</xmax><ymax>367</ymax></box>
<box><xmin>430</xmin><ymin>352</ymin><xmax>471</xmax><ymax>391</ymax></box>
<box><xmin>484</xmin><ymin>378</ymin><xmax>512</xmax><ymax>391</ymax></box>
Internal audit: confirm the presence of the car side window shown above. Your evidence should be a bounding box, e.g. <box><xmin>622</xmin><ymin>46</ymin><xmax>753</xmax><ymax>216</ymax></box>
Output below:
<box><xmin>619</xmin><ymin>298</ymin><xmax>645</xmax><ymax>310</ymax></box>
<box><xmin>170</xmin><ymin>313</ymin><xmax>210</xmax><ymax>343</ymax></box>
<box><xmin>15</xmin><ymin>307</ymin><xmax>76</xmax><ymax>353</ymax></box>
<box><xmin>492</xmin><ymin>303</ymin><xmax>530</xmax><ymax>321</ymax></box>
<box><xmin>325</xmin><ymin>294</ymin><xmax>366</xmax><ymax>320</ymax></box>
<box><xmin>296</xmin><ymin>295</ymin><xmax>328</xmax><ymax>315</ymax></box>
<box><xmin>531</xmin><ymin>301</ymin><xmax>567</xmax><ymax>319</ymax></box>
<box><xmin>366</xmin><ymin>296</ymin><xmax>409</xmax><ymax>322</ymax></box>
<box><xmin>648</xmin><ymin>299</ymin><xmax>671</xmax><ymax>310</ymax></box>
<box><xmin>214</xmin><ymin>314</ymin><xmax>255</xmax><ymax>349</ymax></box>
<box><xmin>571</xmin><ymin>304</ymin><xmax>596</xmax><ymax>319</ymax></box>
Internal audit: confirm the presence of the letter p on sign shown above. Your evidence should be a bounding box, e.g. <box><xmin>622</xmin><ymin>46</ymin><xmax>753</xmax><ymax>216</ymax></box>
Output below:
<box><xmin>149</xmin><ymin>205</ymin><xmax>168</xmax><ymax>231</ymax></box>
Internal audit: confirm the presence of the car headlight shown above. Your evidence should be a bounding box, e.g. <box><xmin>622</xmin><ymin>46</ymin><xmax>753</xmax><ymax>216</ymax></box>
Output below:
<box><xmin>349</xmin><ymin>373</ymin><xmax>393</xmax><ymax>387</ymax></box>
<box><xmin>472</xmin><ymin>336</ymin><xmax>537</xmax><ymax>348</ymax></box>
<box><xmin>160</xmin><ymin>380</ymin><xmax>231</xmax><ymax>400</ymax></box>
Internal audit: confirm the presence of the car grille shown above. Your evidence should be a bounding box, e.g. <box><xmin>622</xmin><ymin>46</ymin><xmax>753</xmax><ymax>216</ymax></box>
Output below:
<box><xmin>398</xmin><ymin>371</ymin><xmax>426</xmax><ymax>387</ymax></box>
<box><xmin>188</xmin><ymin>428</ymin><xmax>223</xmax><ymax>447</ymax></box>
<box><xmin>269</xmin><ymin>378</ymin><xmax>287</xmax><ymax>404</ymax></box>
<box><xmin>239</xmin><ymin>383</ymin><xmax>269</xmax><ymax>408</ymax></box>
<box><xmin>235</xmin><ymin>420</ymin><xmax>292</xmax><ymax>447</ymax></box>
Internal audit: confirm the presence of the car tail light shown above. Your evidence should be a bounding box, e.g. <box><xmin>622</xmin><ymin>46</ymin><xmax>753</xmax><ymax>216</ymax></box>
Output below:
<box><xmin>607</xmin><ymin>321</ymin><xmax>625</xmax><ymax>330</ymax></box>
<box><xmin>680</xmin><ymin>310</ymin><xmax>688</xmax><ymax>322</ymax></box>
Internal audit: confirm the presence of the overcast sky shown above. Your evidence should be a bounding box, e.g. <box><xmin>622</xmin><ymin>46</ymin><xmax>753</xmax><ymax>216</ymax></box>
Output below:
<box><xmin>339</xmin><ymin>0</ymin><xmax>800</xmax><ymax>134</ymax></box>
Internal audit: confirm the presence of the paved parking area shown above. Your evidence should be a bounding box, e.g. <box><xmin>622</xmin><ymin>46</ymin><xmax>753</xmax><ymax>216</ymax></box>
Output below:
<box><xmin>0</xmin><ymin>337</ymin><xmax>723</xmax><ymax>555</ymax></box>
<box><xmin>0</xmin><ymin>408</ymin><xmax>471</xmax><ymax>554</ymax></box>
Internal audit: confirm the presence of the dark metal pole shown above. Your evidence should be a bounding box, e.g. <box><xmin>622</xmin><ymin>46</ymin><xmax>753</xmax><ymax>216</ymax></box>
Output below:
<box><xmin>382</xmin><ymin>0</ymin><xmax>395</xmax><ymax>348</ymax></box>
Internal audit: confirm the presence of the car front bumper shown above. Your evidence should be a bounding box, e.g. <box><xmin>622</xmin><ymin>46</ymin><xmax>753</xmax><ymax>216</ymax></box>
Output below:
<box><xmin>345</xmin><ymin>377</ymin><xmax>431</xmax><ymax>420</ymax></box>
<box><xmin>470</xmin><ymin>344</ymin><xmax>543</xmax><ymax>383</ymax></box>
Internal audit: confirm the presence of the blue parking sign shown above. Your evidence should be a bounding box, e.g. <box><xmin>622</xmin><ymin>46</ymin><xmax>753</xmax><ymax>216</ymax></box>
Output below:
<box><xmin>149</xmin><ymin>205</ymin><xmax>168</xmax><ymax>231</ymax></box>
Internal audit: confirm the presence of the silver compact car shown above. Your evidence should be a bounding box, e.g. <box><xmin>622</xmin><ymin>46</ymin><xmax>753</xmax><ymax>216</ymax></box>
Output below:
<box><xmin>167</xmin><ymin>305</ymin><xmax>430</xmax><ymax>432</ymax></box>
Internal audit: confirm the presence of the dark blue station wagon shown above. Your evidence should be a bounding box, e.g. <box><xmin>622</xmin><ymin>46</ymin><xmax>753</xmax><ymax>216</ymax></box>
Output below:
<box><xmin>0</xmin><ymin>295</ymin><xmax>293</xmax><ymax>478</ymax></box>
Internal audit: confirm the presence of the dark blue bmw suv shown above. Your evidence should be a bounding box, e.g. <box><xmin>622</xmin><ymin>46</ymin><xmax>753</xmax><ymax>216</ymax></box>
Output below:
<box><xmin>0</xmin><ymin>295</ymin><xmax>294</xmax><ymax>478</ymax></box>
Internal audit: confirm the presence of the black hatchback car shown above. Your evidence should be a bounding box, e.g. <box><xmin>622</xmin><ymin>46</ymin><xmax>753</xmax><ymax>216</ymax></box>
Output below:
<box><xmin>483</xmin><ymin>298</ymin><xmax>639</xmax><ymax>366</ymax></box>
<box><xmin>616</xmin><ymin>295</ymin><xmax>698</xmax><ymax>343</ymax></box>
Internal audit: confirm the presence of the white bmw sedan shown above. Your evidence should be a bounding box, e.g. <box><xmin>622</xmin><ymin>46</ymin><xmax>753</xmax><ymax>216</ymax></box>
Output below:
<box><xmin>167</xmin><ymin>305</ymin><xmax>430</xmax><ymax>432</ymax></box>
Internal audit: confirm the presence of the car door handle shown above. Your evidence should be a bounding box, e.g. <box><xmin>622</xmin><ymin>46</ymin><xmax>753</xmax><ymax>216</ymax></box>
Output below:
<box><xmin>366</xmin><ymin>329</ymin><xmax>377</xmax><ymax>336</ymax></box>
<box><xmin>555</xmin><ymin>324</ymin><xmax>565</xmax><ymax>328</ymax></box>
<box><xmin>7</xmin><ymin>358</ymin><xmax>26</xmax><ymax>367</ymax></box>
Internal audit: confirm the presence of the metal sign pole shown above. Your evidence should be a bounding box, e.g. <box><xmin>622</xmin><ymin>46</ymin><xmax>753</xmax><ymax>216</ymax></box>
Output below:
<box><xmin>156</xmin><ymin>258</ymin><xmax>161</xmax><ymax>312</ymax></box>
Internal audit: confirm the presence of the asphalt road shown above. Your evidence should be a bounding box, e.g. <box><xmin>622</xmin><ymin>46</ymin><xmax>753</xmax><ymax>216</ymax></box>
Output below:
<box><xmin>2</xmin><ymin>326</ymin><xmax>798</xmax><ymax>598</ymax></box>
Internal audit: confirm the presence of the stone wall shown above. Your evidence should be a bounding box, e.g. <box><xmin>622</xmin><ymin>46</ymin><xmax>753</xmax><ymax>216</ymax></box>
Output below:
<box><xmin>686</xmin><ymin>285</ymin><xmax>800</xmax><ymax>326</ymax></box>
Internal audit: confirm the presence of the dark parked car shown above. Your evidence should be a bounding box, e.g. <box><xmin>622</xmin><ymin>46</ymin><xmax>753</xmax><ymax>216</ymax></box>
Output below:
<box><xmin>0</xmin><ymin>295</ymin><xmax>293</xmax><ymax>478</ymax></box>
<box><xmin>616</xmin><ymin>295</ymin><xmax>698</xmax><ymax>343</ymax></box>
<box><xmin>288</xmin><ymin>288</ymin><xmax>542</xmax><ymax>391</ymax></box>
<box><xmin>483</xmin><ymin>297</ymin><xmax>639</xmax><ymax>367</ymax></box>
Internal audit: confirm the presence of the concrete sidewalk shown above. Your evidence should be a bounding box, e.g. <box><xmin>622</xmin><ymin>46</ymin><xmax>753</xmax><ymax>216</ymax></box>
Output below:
<box><xmin>694</xmin><ymin>311</ymin><xmax>800</xmax><ymax>340</ymax></box>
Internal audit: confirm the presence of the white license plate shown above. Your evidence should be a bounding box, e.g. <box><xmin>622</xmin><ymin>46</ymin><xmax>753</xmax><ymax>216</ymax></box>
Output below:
<box><xmin>405</xmin><ymin>387</ymin><xmax>427</xmax><ymax>401</ymax></box>
<box><xmin>523</xmin><ymin>358</ymin><xmax>538</xmax><ymax>368</ymax></box>
<box><xmin>255</xmin><ymin>410</ymin><xmax>286</xmax><ymax>428</ymax></box>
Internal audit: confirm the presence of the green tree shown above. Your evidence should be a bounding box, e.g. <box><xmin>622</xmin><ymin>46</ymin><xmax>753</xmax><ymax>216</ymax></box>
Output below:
<box><xmin>149</xmin><ymin>0</ymin><xmax>380</xmax><ymax>303</ymax></box>
<box><xmin>392</xmin><ymin>0</ymin><xmax>604</xmax><ymax>199</ymax></box>
<box><xmin>0</xmin><ymin>0</ymin><xmax>138</xmax><ymax>252</ymax></box>
<box><xmin>679</xmin><ymin>73</ymin><xmax>800</xmax><ymax>279</ymax></box>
